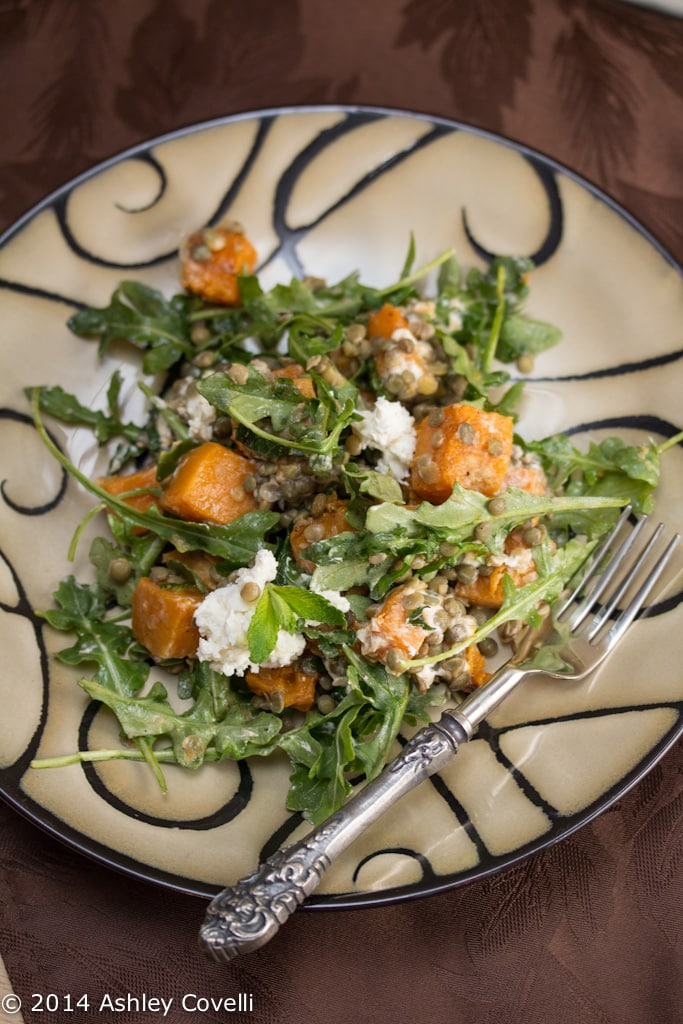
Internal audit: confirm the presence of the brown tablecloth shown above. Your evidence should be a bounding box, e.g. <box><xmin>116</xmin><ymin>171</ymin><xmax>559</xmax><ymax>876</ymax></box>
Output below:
<box><xmin>1</xmin><ymin>2</ymin><xmax>682</xmax><ymax>1022</ymax></box>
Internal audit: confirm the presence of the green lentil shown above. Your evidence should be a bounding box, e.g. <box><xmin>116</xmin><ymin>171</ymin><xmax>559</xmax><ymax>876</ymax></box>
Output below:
<box><xmin>488</xmin><ymin>496</ymin><xmax>507</xmax><ymax>516</ymax></box>
<box><xmin>240</xmin><ymin>582</ymin><xmax>262</xmax><ymax>603</ymax></box>
<box><xmin>108</xmin><ymin>558</ymin><xmax>132</xmax><ymax>583</ymax></box>
<box><xmin>317</xmin><ymin>694</ymin><xmax>337</xmax><ymax>715</ymax></box>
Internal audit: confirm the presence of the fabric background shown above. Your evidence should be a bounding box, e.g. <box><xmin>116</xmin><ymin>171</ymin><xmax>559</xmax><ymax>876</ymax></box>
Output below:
<box><xmin>1</xmin><ymin>1</ymin><xmax>682</xmax><ymax>1022</ymax></box>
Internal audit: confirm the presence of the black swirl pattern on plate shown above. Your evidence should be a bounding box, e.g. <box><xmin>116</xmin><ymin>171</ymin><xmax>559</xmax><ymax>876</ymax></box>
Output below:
<box><xmin>77</xmin><ymin>702</ymin><xmax>255</xmax><ymax>830</ymax></box>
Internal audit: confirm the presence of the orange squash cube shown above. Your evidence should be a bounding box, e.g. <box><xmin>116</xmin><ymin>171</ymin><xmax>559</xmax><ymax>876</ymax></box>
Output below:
<box><xmin>98</xmin><ymin>465</ymin><xmax>159</xmax><ymax>514</ymax></box>
<box><xmin>98</xmin><ymin>465</ymin><xmax>159</xmax><ymax>535</ymax></box>
<box><xmin>180</xmin><ymin>227</ymin><xmax>257</xmax><ymax>306</ymax></box>
<box><xmin>244</xmin><ymin>664</ymin><xmax>318</xmax><ymax>712</ymax></box>
<box><xmin>367</xmin><ymin>303</ymin><xmax>409</xmax><ymax>339</ymax></box>
<box><xmin>465</xmin><ymin>642</ymin><xmax>491</xmax><ymax>688</ymax></box>
<box><xmin>272</xmin><ymin>363</ymin><xmax>316</xmax><ymax>399</ymax></box>
<box><xmin>358</xmin><ymin>585</ymin><xmax>430</xmax><ymax>664</ymax></box>
<box><xmin>411</xmin><ymin>403</ymin><xmax>513</xmax><ymax>503</ymax></box>
<box><xmin>131</xmin><ymin>576</ymin><xmax>202</xmax><ymax>660</ymax></box>
<box><xmin>159</xmin><ymin>442</ymin><xmax>257</xmax><ymax>525</ymax></box>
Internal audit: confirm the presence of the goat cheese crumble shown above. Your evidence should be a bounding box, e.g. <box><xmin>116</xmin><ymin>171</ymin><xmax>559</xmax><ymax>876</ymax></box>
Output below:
<box><xmin>352</xmin><ymin>396</ymin><xmax>416</xmax><ymax>483</ymax></box>
<box><xmin>194</xmin><ymin>549</ymin><xmax>305</xmax><ymax>676</ymax></box>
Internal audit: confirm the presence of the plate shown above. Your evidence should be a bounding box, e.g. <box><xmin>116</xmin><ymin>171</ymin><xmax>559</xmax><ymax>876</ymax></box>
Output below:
<box><xmin>1</xmin><ymin>106</ymin><xmax>682</xmax><ymax>906</ymax></box>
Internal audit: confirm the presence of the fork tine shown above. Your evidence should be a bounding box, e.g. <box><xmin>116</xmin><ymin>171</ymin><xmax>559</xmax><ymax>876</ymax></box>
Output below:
<box><xmin>552</xmin><ymin>505</ymin><xmax>634</xmax><ymax>622</ymax></box>
<box><xmin>568</xmin><ymin>513</ymin><xmax>650</xmax><ymax>629</ymax></box>
<box><xmin>598</xmin><ymin>531</ymin><xmax>680</xmax><ymax>648</ymax></box>
<box><xmin>587</xmin><ymin>522</ymin><xmax>664</xmax><ymax>636</ymax></box>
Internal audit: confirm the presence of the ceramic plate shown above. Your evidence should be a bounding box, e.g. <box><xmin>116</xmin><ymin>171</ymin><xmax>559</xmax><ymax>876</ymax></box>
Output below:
<box><xmin>1</xmin><ymin>106</ymin><xmax>682</xmax><ymax>905</ymax></box>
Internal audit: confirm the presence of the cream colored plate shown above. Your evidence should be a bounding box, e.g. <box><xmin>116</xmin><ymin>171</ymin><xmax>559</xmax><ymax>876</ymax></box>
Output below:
<box><xmin>1</xmin><ymin>107</ymin><xmax>682</xmax><ymax>905</ymax></box>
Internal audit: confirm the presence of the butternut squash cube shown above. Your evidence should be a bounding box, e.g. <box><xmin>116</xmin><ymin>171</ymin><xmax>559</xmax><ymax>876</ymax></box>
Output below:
<box><xmin>245</xmin><ymin>664</ymin><xmax>318</xmax><ymax>712</ymax></box>
<box><xmin>367</xmin><ymin>303</ymin><xmax>409</xmax><ymax>339</ymax></box>
<box><xmin>131</xmin><ymin>576</ymin><xmax>202</xmax><ymax>660</ymax></box>
<box><xmin>159</xmin><ymin>442</ymin><xmax>257</xmax><ymax>524</ymax></box>
<box><xmin>272</xmin><ymin>363</ymin><xmax>316</xmax><ymax>399</ymax></box>
<box><xmin>411</xmin><ymin>403</ymin><xmax>513</xmax><ymax>503</ymax></box>
<box><xmin>289</xmin><ymin>499</ymin><xmax>352</xmax><ymax>573</ymax></box>
<box><xmin>180</xmin><ymin>227</ymin><xmax>257</xmax><ymax>306</ymax></box>
<box><xmin>98</xmin><ymin>465</ymin><xmax>159</xmax><ymax>535</ymax></box>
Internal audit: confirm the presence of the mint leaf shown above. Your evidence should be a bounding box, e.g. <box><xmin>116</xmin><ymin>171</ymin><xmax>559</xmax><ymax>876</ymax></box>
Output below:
<box><xmin>247</xmin><ymin>584</ymin><xmax>346</xmax><ymax>664</ymax></box>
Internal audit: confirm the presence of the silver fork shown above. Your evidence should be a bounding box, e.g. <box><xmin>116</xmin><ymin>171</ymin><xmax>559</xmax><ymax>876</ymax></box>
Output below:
<box><xmin>199</xmin><ymin>508</ymin><xmax>679</xmax><ymax>962</ymax></box>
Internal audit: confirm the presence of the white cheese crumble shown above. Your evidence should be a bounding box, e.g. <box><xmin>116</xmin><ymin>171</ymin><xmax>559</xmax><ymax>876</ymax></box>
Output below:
<box><xmin>194</xmin><ymin>549</ymin><xmax>305</xmax><ymax>676</ymax></box>
<box><xmin>490</xmin><ymin>548</ymin><xmax>535</xmax><ymax>574</ymax></box>
<box><xmin>185</xmin><ymin>388</ymin><xmax>216</xmax><ymax>441</ymax></box>
<box><xmin>352</xmin><ymin>396</ymin><xmax>416</xmax><ymax>483</ymax></box>
<box><xmin>166</xmin><ymin>378</ymin><xmax>216</xmax><ymax>441</ymax></box>
<box><xmin>309</xmin><ymin>586</ymin><xmax>351</xmax><ymax>615</ymax></box>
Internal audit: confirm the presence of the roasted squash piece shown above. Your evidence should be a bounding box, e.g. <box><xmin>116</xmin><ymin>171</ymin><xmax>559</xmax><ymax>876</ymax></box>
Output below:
<box><xmin>367</xmin><ymin>303</ymin><xmax>409</xmax><ymax>339</ymax></box>
<box><xmin>98</xmin><ymin>465</ymin><xmax>159</xmax><ymax>535</ymax></box>
<box><xmin>501</xmin><ymin>460</ymin><xmax>547</xmax><ymax>496</ymax></box>
<box><xmin>272</xmin><ymin>363</ymin><xmax>316</xmax><ymax>399</ymax></box>
<box><xmin>180</xmin><ymin>227</ymin><xmax>257</xmax><ymax>306</ymax></box>
<box><xmin>98</xmin><ymin>465</ymin><xmax>159</xmax><ymax>514</ymax></box>
<box><xmin>289</xmin><ymin>499</ymin><xmax>352</xmax><ymax>573</ymax></box>
<box><xmin>465</xmin><ymin>642</ymin><xmax>491</xmax><ymax>688</ymax></box>
<box><xmin>357</xmin><ymin>585</ymin><xmax>430</xmax><ymax>664</ymax></box>
<box><xmin>411</xmin><ymin>403</ymin><xmax>514</xmax><ymax>503</ymax></box>
<box><xmin>159</xmin><ymin>442</ymin><xmax>257</xmax><ymax>524</ymax></box>
<box><xmin>244</xmin><ymin>664</ymin><xmax>318</xmax><ymax>712</ymax></box>
<box><xmin>131</xmin><ymin>576</ymin><xmax>202</xmax><ymax>659</ymax></box>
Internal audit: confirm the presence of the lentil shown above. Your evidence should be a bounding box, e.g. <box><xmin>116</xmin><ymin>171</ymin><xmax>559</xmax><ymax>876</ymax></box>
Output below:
<box><xmin>488</xmin><ymin>496</ymin><xmax>507</xmax><ymax>516</ymax></box>
<box><xmin>109</xmin><ymin>557</ymin><xmax>132</xmax><ymax>583</ymax></box>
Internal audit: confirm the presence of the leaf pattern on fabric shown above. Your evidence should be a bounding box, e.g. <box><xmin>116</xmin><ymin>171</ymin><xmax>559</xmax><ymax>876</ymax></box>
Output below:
<box><xmin>553</xmin><ymin>16</ymin><xmax>637</xmax><ymax>181</ymax></box>
<box><xmin>395</xmin><ymin>0</ymin><xmax>534</xmax><ymax>130</ymax></box>
<box><xmin>627</xmin><ymin>751</ymin><xmax>683</xmax><ymax>903</ymax></box>
<box><xmin>26</xmin><ymin>0</ymin><xmax>107</xmax><ymax>156</ymax></box>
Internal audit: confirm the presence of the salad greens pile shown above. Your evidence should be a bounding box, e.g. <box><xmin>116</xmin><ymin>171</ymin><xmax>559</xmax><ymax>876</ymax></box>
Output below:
<box><xmin>28</xmin><ymin>237</ymin><xmax>679</xmax><ymax>824</ymax></box>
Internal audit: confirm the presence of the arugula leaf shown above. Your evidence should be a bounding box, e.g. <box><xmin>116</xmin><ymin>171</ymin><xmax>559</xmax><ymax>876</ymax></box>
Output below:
<box><xmin>78</xmin><ymin>677</ymin><xmax>282</xmax><ymax>768</ymax></box>
<box><xmin>42</xmin><ymin>577</ymin><xmax>149</xmax><ymax>693</ymax></box>
<box><xmin>527</xmin><ymin>433</ymin><xmax>662</xmax><ymax>514</ymax></box>
<box><xmin>41</xmin><ymin>576</ymin><xmax>168</xmax><ymax>788</ymax></box>
<box><xmin>89</xmin><ymin>526</ymin><xmax>165</xmax><ymax>607</ymax></box>
<box><xmin>29</xmin><ymin>377</ymin><xmax>143</xmax><ymax>446</ymax></box>
<box><xmin>343</xmin><ymin>647</ymin><xmax>410</xmax><ymax>780</ymax></box>
<box><xmin>497</xmin><ymin>315</ymin><xmax>562</xmax><ymax>362</ymax></box>
<box><xmin>68</xmin><ymin>282</ymin><xmax>195</xmax><ymax>373</ymax></box>
<box><xmin>196</xmin><ymin>369</ymin><xmax>356</xmax><ymax>458</ymax></box>
<box><xmin>365</xmin><ymin>484</ymin><xmax>626</xmax><ymax>543</ymax></box>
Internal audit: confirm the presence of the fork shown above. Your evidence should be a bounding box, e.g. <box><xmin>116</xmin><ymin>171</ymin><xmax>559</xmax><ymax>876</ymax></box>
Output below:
<box><xmin>198</xmin><ymin>508</ymin><xmax>679</xmax><ymax>962</ymax></box>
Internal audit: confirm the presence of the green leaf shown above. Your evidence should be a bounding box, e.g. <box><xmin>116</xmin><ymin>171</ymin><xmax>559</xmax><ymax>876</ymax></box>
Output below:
<box><xmin>496</xmin><ymin>314</ymin><xmax>562</xmax><ymax>362</ymax></box>
<box><xmin>365</xmin><ymin>484</ymin><xmax>626</xmax><ymax>542</ymax></box>
<box><xmin>68</xmin><ymin>281</ymin><xmax>194</xmax><ymax>373</ymax></box>
<box><xmin>28</xmin><ymin>382</ymin><xmax>142</xmax><ymax>446</ymax></box>
<box><xmin>247</xmin><ymin>583</ymin><xmax>346</xmax><ymax>664</ymax></box>
<box><xmin>247</xmin><ymin>588</ymin><xmax>283</xmax><ymax>663</ymax></box>
<box><xmin>78</xmin><ymin>678</ymin><xmax>282</xmax><ymax>768</ymax></box>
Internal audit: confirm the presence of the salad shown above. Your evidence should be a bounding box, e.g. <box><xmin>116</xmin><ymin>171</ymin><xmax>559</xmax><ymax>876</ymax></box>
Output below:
<box><xmin>28</xmin><ymin>224</ymin><xmax>680</xmax><ymax>824</ymax></box>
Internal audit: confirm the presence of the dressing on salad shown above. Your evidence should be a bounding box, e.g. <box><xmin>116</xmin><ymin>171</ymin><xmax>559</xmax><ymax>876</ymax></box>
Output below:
<box><xmin>29</xmin><ymin>224</ymin><xmax>680</xmax><ymax>823</ymax></box>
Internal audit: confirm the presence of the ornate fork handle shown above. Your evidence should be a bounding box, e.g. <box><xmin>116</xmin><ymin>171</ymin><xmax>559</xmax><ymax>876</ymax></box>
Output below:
<box><xmin>198</xmin><ymin>713</ymin><xmax>470</xmax><ymax>962</ymax></box>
